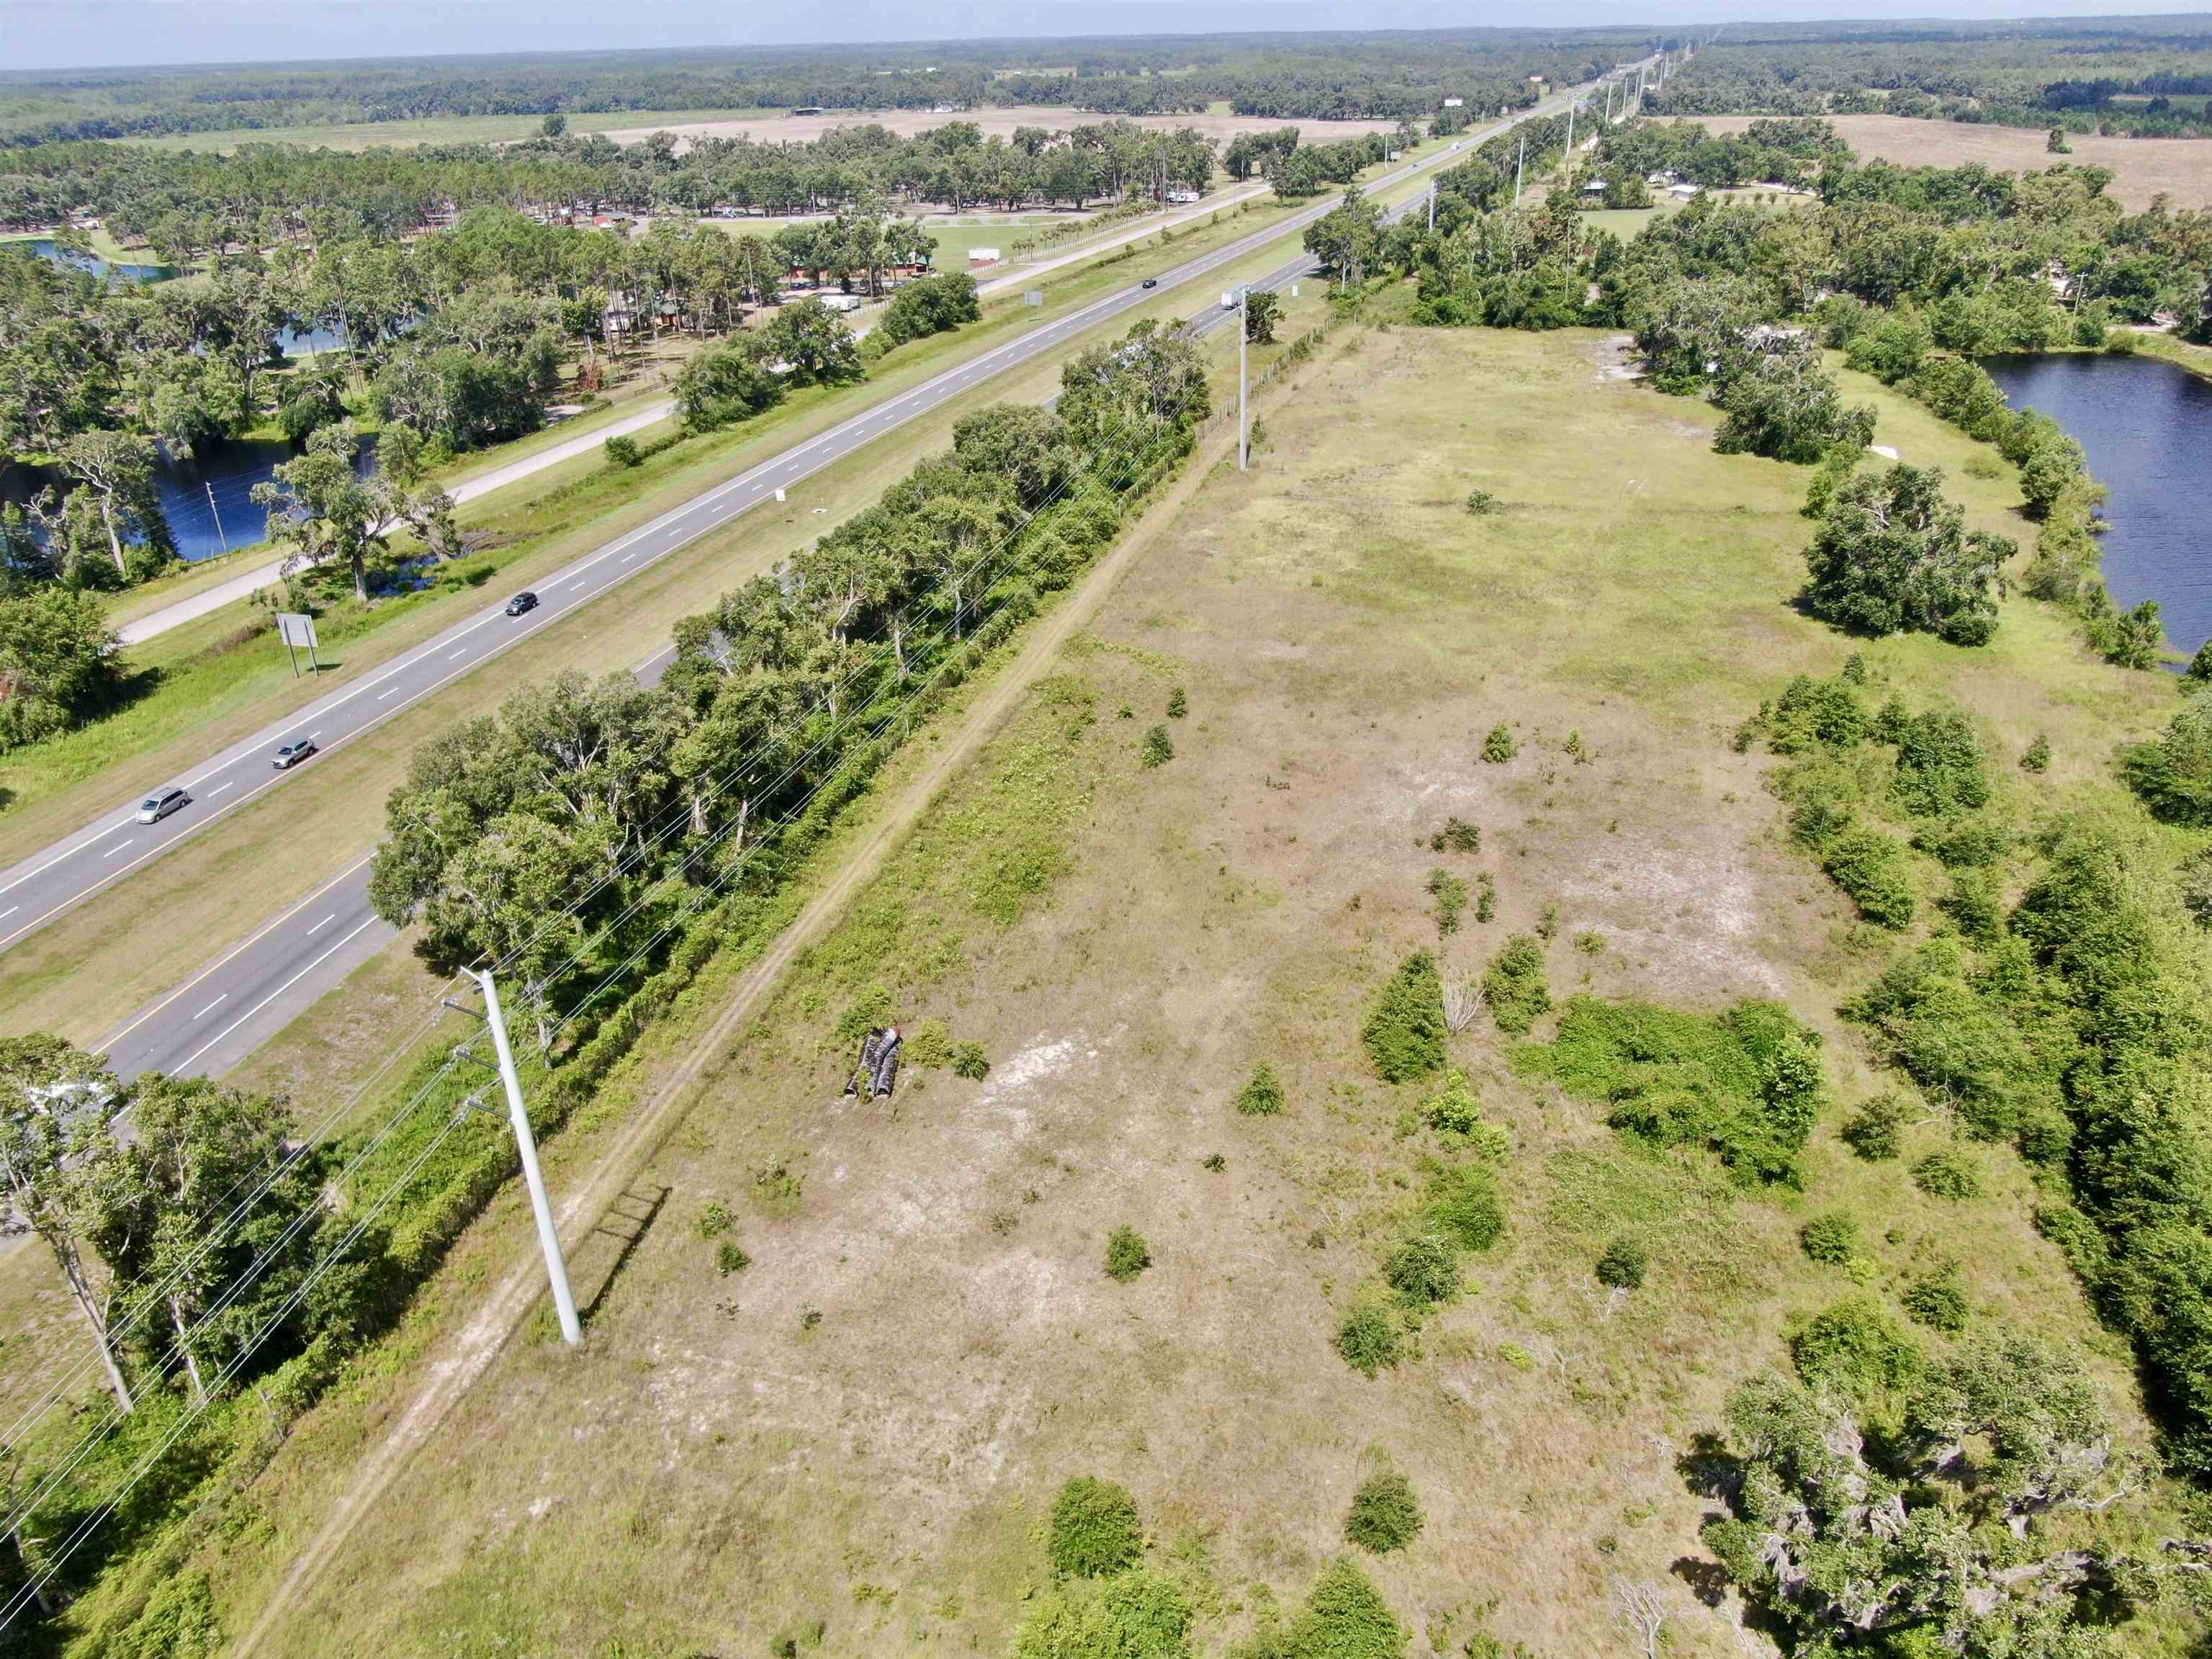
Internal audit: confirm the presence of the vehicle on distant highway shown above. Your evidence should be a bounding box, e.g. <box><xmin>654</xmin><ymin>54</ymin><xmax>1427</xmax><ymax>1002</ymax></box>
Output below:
<box><xmin>271</xmin><ymin>739</ymin><xmax>318</xmax><ymax>770</ymax></box>
<box><xmin>505</xmin><ymin>591</ymin><xmax>539</xmax><ymax>616</ymax></box>
<box><xmin>1141</xmin><ymin>277</ymin><xmax>1158</xmax><ymax>289</ymax></box>
<box><xmin>135</xmin><ymin>788</ymin><xmax>189</xmax><ymax>824</ymax></box>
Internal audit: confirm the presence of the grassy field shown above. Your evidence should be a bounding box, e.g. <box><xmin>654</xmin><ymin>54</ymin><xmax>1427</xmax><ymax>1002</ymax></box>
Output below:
<box><xmin>0</xmin><ymin>222</ymin><xmax>1338</xmax><ymax>1049</ymax></box>
<box><xmin>1673</xmin><ymin>112</ymin><xmax>2212</xmax><ymax>212</ymax></box>
<box><xmin>143</xmin><ymin>320</ymin><xmax>2195</xmax><ymax>1659</ymax></box>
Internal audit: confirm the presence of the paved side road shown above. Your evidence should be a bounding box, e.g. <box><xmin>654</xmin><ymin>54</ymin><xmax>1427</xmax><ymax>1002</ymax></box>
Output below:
<box><xmin>11</xmin><ymin>86</ymin><xmax>1603</xmax><ymax>1078</ymax></box>
<box><xmin>112</xmin><ymin>182</ymin><xmax>1278</xmax><ymax>650</ymax></box>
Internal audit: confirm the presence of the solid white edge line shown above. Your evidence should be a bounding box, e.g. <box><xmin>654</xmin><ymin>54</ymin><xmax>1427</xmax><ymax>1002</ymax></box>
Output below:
<box><xmin>171</xmin><ymin>917</ymin><xmax>380</xmax><ymax>1075</ymax></box>
<box><xmin>93</xmin><ymin>855</ymin><xmax>377</xmax><ymax>1053</ymax></box>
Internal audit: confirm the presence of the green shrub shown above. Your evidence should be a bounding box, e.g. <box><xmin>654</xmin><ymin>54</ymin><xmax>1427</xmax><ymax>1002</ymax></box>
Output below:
<box><xmin>1105</xmin><ymin>1226</ymin><xmax>1152</xmax><ymax>1282</ymax></box>
<box><xmin>1434</xmin><ymin>817</ymin><xmax>1480</xmax><ymax>855</ymax></box>
<box><xmin>603</xmin><ymin>433</ymin><xmax>642</xmax><ymax>468</ymax></box>
<box><xmin>1596</xmin><ymin>1237</ymin><xmax>1647</xmax><ymax>1289</ymax></box>
<box><xmin>696</xmin><ymin>1200</ymin><xmax>733</xmax><ymax>1239</ymax></box>
<box><xmin>1902</xmin><ymin>1264</ymin><xmax>1970</xmax><ymax>1334</ymax></box>
<box><xmin>2123</xmin><ymin>689</ymin><xmax>2212</xmax><ymax>826</ymax></box>
<box><xmin>1941</xmin><ymin>868</ymin><xmax>2004</xmax><ymax>944</ymax></box>
<box><xmin>1919</xmin><ymin>817</ymin><xmax>2009</xmax><ymax>868</ymax></box>
<box><xmin>1419</xmin><ymin>1069</ymin><xmax>1480</xmax><ymax>1137</ymax></box>
<box><xmin>1166</xmin><ymin>686</ymin><xmax>1187</xmax><ymax>719</ymax></box>
<box><xmin>1426</xmin><ymin>868</ymin><xmax>1469</xmax><ymax>935</ymax></box>
<box><xmin>1892</xmin><ymin>707</ymin><xmax>1991</xmax><ymax>817</ymax></box>
<box><xmin>1272</xmin><ymin>1559</ymin><xmax>1406</xmax><ymax>1659</ymax></box>
<box><xmin>1236</xmin><ymin>1061</ymin><xmax>1285</xmax><ymax>1117</ymax></box>
<box><xmin>1912</xmin><ymin>1145</ymin><xmax>1983</xmax><ymax>1200</ymax></box>
<box><xmin>1481</xmin><ymin>723</ymin><xmax>1517</xmax><ymax>764</ymax></box>
<box><xmin>904</xmin><ymin>1020</ymin><xmax>953</xmax><ymax>1069</ymax></box>
<box><xmin>716</xmin><ymin>1241</ymin><xmax>752</xmax><ymax>1275</ymax></box>
<box><xmin>1790</xmin><ymin>1298</ymin><xmax>1924</xmax><ymax>1411</ymax></box>
<box><xmin>1016</xmin><ymin>1569</ymin><xmax>1192</xmax><ymax>1659</ymax></box>
<box><xmin>1048</xmin><ymin>1476</ymin><xmax>1145</xmax><ymax>1578</ymax></box>
<box><xmin>1822</xmin><ymin>828</ymin><xmax>1918</xmax><ymax>928</ymax></box>
<box><xmin>1421</xmin><ymin>1164</ymin><xmax>1505</xmax><ymax>1251</ymax></box>
<box><xmin>1384</xmin><ymin>1233</ymin><xmax>1460</xmax><ymax>1306</ymax></box>
<box><xmin>1465</xmin><ymin>488</ymin><xmax>1498</xmax><ymax>515</ymax></box>
<box><xmin>1344</xmin><ymin>1465</ymin><xmax>1423</xmax><ymax>1554</ymax></box>
<box><xmin>1141</xmin><ymin>724</ymin><xmax>1175</xmax><ymax>768</ymax></box>
<box><xmin>1840</xmin><ymin>1094</ymin><xmax>1909</xmax><ymax>1161</ymax></box>
<box><xmin>952</xmin><ymin>1042</ymin><xmax>990</xmax><ymax>1080</ymax></box>
<box><xmin>1799</xmin><ymin>1212</ymin><xmax>1860</xmax><ymax>1266</ymax></box>
<box><xmin>1481</xmin><ymin>935</ymin><xmax>1551</xmax><ymax>1035</ymax></box>
<box><xmin>1363</xmin><ymin>952</ymin><xmax>1447</xmax><ymax>1082</ymax></box>
<box><xmin>2020</xmin><ymin>733</ymin><xmax>2051</xmax><ymax>773</ymax></box>
<box><xmin>1335</xmin><ymin>1300</ymin><xmax>1405</xmax><ymax>1377</ymax></box>
<box><xmin>1474</xmin><ymin>871</ymin><xmax>1496</xmax><ymax>922</ymax></box>
<box><xmin>1520</xmin><ymin>997</ymin><xmax>1823</xmax><ymax>1187</ymax></box>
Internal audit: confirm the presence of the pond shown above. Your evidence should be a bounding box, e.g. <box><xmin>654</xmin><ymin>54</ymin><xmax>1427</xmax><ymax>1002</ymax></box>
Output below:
<box><xmin>15</xmin><ymin>240</ymin><xmax>345</xmax><ymax>356</ymax></box>
<box><xmin>1981</xmin><ymin>350</ymin><xmax>2212</xmax><ymax>660</ymax></box>
<box><xmin>13</xmin><ymin>238</ymin><xmax>173</xmax><ymax>284</ymax></box>
<box><xmin>2</xmin><ymin>436</ymin><xmax>378</xmax><ymax>566</ymax></box>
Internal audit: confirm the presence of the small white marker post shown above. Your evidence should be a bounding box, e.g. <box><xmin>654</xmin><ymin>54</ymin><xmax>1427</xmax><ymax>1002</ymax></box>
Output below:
<box><xmin>774</xmin><ymin>487</ymin><xmax>786</xmax><ymax>503</ymax></box>
<box><xmin>467</xmin><ymin>967</ymin><xmax>581</xmax><ymax>1346</ymax></box>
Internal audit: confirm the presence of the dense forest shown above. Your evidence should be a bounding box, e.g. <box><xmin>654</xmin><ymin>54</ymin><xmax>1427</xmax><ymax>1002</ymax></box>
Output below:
<box><xmin>1650</xmin><ymin>18</ymin><xmax>2212</xmax><ymax>138</ymax></box>
<box><xmin>0</xmin><ymin>29</ymin><xmax>1645</xmax><ymax>147</ymax></box>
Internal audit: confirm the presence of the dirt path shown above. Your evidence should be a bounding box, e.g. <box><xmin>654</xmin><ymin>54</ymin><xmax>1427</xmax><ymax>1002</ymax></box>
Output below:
<box><xmin>229</xmin><ymin>349</ymin><xmax>1327</xmax><ymax>1659</ymax></box>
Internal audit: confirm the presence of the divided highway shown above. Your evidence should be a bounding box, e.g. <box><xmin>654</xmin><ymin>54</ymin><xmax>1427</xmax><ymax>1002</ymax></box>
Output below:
<box><xmin>0</xmin><ymin>87</ymin><xmax>1601</xmax><ymax>1079</ymax></box>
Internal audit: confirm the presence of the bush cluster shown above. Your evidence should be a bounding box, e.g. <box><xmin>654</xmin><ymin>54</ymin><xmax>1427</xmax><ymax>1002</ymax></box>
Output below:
<box><xmin>1235</xmin><ymin>1061</ymin><xmax>1285</xmax><ymax>1118</ymax></box>
<box><xmin>1480</xmin><ymin>935</ymin><xmax>1551</xmax><ymax>1035</ymax></box>
<box><xmin>1519</xmin><ymin>997</ymin><xmax>1825</xmax><ymax>1187</ymax></box>
<box><xmin>1343</xmin><ymin>1464</ymin><xmax>1424</xmax><ymax>1555</ymax></box>
<box><xmin>1362</xmin><ymin>951</ymin><xmax>1447</xmax><ymax>1082</ymax></box>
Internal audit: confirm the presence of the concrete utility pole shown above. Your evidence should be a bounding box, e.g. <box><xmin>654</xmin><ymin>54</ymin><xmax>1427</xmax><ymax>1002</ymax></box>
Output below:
<box><xmin>205</xmin><ymin>482</ymin><xmax>228</xmax><ymax>553</ymax></box>
<box><xmin>1427</xmin><ymin>185</ymin><xmax>1436</xmax><ymax>230</ymax></box>
<box><xmin>1564</xmin><ymin>101</ymin><xmax>1576</xmax><ymax>172</ymax></box>
<box><xmin>1514</xmin><ymin>134</ymin><xmax>1526</xmax><ymax>207</ymax></box>
<box><xmin>1237</xmin><ymin>284</ymin><xmax>1249</xmax><ymax>472</ymax></box>
<box><xmin>467</xmin><ymin>967</ymin><xmax>581</xmax><ymax>1346</ymax></box>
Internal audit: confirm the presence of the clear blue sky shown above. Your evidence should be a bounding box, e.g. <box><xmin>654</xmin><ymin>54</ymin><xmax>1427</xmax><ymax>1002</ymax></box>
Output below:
<box><xmin>8</xmin><ymin>0</ymin><xmax>2207</xmax><ymax>72</ymax></box>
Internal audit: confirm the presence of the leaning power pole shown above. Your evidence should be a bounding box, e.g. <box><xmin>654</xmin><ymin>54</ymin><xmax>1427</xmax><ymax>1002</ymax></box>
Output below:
<box><xmin>467</xmin><ymin>968</ymin><xmax>581</xmax><ymax>1346</ymax></box>
<box><xmin>1564</xmin><ymin>100</ymin><xmax>1576</xmax><ymax>172</ymax></box>
<box><xmin>1514</xmin><ymin>134</ymin><xmax>1526</xmax><ymax>206</ymax></box>
<box><xmin>1237</xmin><ymin>284</ymin><xmax>1249</xmax><ymax>472</ymax></box>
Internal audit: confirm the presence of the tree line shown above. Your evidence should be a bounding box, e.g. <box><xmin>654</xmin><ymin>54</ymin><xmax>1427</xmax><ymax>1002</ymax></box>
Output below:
<box><xmin>1647</xmin><ymin>21</ymin><xmax>2212</xmax><ymax>139</ymax></box>
<box><xmin>0</xmin><ymin>30</ymin><xmax>1652</xmax><ymax>148</ymax></box>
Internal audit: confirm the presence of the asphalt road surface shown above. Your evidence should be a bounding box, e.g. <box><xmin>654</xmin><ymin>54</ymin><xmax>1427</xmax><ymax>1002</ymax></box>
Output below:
<box><xmin>0</xmin><ymin>88</ymin><xmax>1599</xmax><ymax>1079</ymax></box>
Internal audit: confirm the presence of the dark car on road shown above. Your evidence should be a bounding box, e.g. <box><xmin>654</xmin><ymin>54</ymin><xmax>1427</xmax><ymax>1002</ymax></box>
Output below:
<box><xmin>505</xmin><ymin>591</ymin><xmax>539</xmax><ymax>616</ymax></box>
<box><xmin>1141</xmin><ymin>277</ymin><xmax>1158</xmax><ymax>289</ymax></box>
<box><xmin>272</xmin><ymin>739</ymin><xmax>317</xmax><ymax>770</ymax></box>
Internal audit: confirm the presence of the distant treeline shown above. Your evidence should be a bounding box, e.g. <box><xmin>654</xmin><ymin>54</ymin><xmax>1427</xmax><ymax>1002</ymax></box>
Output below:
<box><xmin>0</xmin><ymin>29</ymin><xmax>1658</xmax><ymax>148</ymax></box>
<box><xmin>1648</xmin><ymin>19</ymin><xmax>2212</xmax><ymax>138</ymax></box>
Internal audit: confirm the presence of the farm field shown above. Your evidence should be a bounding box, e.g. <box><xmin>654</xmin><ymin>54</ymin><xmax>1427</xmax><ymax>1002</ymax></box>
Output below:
<box><xmin>1672</xmin><ymin>112</ymin><xmax>2212</xmax><ymax>210</ymax></box>
<box><xmin>190</xmin><ymin>322</ymin><xmax>2191</xmax><ymax>1658</ymax></box>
